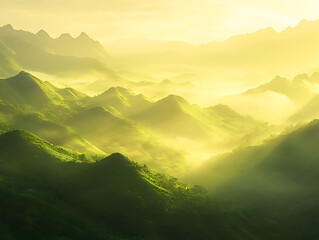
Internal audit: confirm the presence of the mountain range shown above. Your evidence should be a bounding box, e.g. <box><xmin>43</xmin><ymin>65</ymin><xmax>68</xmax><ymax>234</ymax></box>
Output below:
<box><xmin>2</xmin><ymin>21</ymin><xmax>319</xmax><ymax>239</ymax></box>
<box><xmin>0</xmin><ymin>71</ymin><xmax>269</xmax><ymax>174</ymax></box>
<box><xmin>0</xmin><ymin>129</ymin><xmax>265</xmax><ymax>240</ymax></box>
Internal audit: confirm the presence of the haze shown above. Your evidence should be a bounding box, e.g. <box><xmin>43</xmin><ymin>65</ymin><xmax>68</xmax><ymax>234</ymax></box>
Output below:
<box><xmin>1</xmin><ymin>0</ymin><xmax>319</xmax><ymax>44</ymax></box>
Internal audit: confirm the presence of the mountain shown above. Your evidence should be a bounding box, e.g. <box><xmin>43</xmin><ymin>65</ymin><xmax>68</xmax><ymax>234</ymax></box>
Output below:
<box><xmin>134</xmin><ymin>94</ymin><xmax>268</xmax><ymax>143</ymax></box>
<box><xmin>0</xmin><ymin>71</ymin><xmax>91</xmax><ymax>109</ymax></box>
<box><xmin>188</xmin><ymin>120</ymin><xmax>319</xmax><ymax>239</ymax></box>
<box><xmin>245</xmin><ymin>75</ymin><xmax>313</xmax><ymax>104</ymax></box>
<box><xmin>0</xmin><ymin>24</ymin><xmax>121</xmax><ymax>87</ymax></box>
<box><xmin>215</xmin><ymin>74</ymin><xmax>316</xmax><ymax>122</ymax></box>
<box><xmin>0</xmin><ymin>72</ymin><xmax>106</xmax><ymax>158</ymax></box>
<box><xmin>0</xmin><ymin>130</ymin><xmax>258</xmax><ymax>240</ymax></box>
<box><xmin>287</xmin><ymin>72</ymin><xmax>319</xmax><ymax>123</ymax></box>
<box><xmin>192</xmin><ymin>118</ymin><xmax>319</xmax><ymax>235</ymax></box>
<box><xmin>0</xmin><ymin>24</ymin><xmax>109</xmax><ymax>63</ymax></box>
<box><xmin>134</xmin><ymin>94</ymin><xmax>211</xmax><ymax>139</ymax></box>
<box><xmin>107</xmin><ymin>19</ymin><xmax>319</xmax><ymax>104</ymax></box>
<box><xmin>196</xmin><ymin>19</ymin><xmax>319</xmax><ymax>72</ymax></box>
<box><xmin>12</xmin><ymin>113</ymin><xmax>105</xmax><ymax>159</ymax></box>
<box><xmin>67</xmin><ymin>105</ymin><xmax>139</xmax><ymax>144</ymax></box>
<box><xmin>206</xmin><ymin>104</ymin><xmax>268</xmax><ymax>139</ymax></box>
<box><xmin>88</xmin><ymin>87</ymin><xmax>152</xmax><ymax>116</ymax></box>
<box><xmin>0</xmin><ymin>39</ymin><xmax>20</xmax><ymax>77</ymax></box>
<box><xmin>0</xmin><ymin>71</ymin><xmax>67</xmax><ymax>107</ymax></box>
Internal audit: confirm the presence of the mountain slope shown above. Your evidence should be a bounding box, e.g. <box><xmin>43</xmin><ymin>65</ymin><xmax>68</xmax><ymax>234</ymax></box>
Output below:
<box><xmin>188</xmin><ymin>120</ymin><xmax>319</xmax><ymax>239</ymax></box>
<box><xmin>134</xmin><ymin>94</ymin><xmax>268</xmax><ymax>143</ymax></box>
<box><xmin>0</xmin><ymin>24</ymin><xmax>120</xmax><ymax>84</ymax></box>
<box><xmin>0</xmin><ymin>71</ymin><xmax>66</xmax><ymax>107</ymax></box>
<box><xmin>12</xmin><ymin>113</ymin><xmax>105</xmax><ymax>159</ymax></box>
<box><xmin>0</xmin><ymin>130</ymin><xmax>258</xmax><ymax>240</ymax></box>
<box><xmin>192</xmin><ymin>120</ymin><xmax>319</xmax><ymax>202</ymax></box>
<box><xmin>215</xmin><ymin>74</ymin><xmax>316</xmax><ymax>122</ymax></box>
<box><xmin>88</xmin><ymin>87</ymin><xmax>152</xmax><ymax>116</ymax></box>
<box><xmin>288</xmin><ymin>93</ymin><xmax>319</xmax><ymax>123</ymax></box>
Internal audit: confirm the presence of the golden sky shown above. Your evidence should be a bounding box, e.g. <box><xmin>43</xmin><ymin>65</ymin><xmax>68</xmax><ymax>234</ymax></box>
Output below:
<box><xmin>1</xmin><ymin>0</ymin><xmax>319</xmax><ymax>44</ymax></box>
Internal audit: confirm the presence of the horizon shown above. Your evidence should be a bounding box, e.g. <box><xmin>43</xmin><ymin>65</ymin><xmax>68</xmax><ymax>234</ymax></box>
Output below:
<box><xmin>1</xmin><ymin>18</ymin><xmax>319</xmax><ymax>46</ymax></box>
<box><xmin>1</xmin><ymin>0</ymin><xmax>319</xmax><ymax>45</ymax></box>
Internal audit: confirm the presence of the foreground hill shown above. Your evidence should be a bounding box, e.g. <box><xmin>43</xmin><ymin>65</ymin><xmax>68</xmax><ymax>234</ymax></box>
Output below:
<box><xmin>189</xmin><ymin>120</ymin><xmax>319</xmax><ymax>239</ymax></box>
<box><xmin>0</xmin><ymin>130</ymin><xmax>259</xmax><ymax>240</ymax></box>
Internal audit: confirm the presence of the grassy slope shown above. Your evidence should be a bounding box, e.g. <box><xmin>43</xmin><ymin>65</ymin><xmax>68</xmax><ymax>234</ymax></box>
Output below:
<box><xmin>0</xmin><ymin>72</ymin><xmax>105</xmax><ymax>158</ymax></box>
<box><xmin>0</xmin><ymin>71</ymin><xmax>66</xmax><ymax>107</ymax></box>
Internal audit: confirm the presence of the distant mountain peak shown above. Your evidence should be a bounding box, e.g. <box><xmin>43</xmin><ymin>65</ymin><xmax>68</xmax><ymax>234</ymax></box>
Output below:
<box><xmin>58</xmin><ymin>33</ymin><xmax>74</xmax><ymax>40</ymax></box>
<box><xmin>103</xmin><ymin>86</ymin><xmax>134</xmax><ymax>97</ymax></box>
<box><xmin>297</xmin><ymin>19</ymin><xmax>312</xmax><ymax>27</ymax></box>
<box><xmin>163</xmin><ymin>94</ymin><xmax>188</xmax><ymax>103</ymax></box>
<box><xmin>97</xmin><ymin>153</ymin><xmax>131</xmax><ymax>167</ymax></box>
<box><xmin>256</xmin><ymin>26</ymin><xmax>276</xmax><ymax>34</ymax></box>
<box><xmin>15</xmin><ymin>70</ymin><xmax>34</xmax><ymax>79</ymax></box>
<box><xmin>1</xmin><ymin>24</ymin><xmax>14</xmax><ymax>30</ymax></box>
<box><xmin>0</xmin><ymin>129</ymin><xmax>32</xmax><ymax>141</ymax></box>
<box><xmin>36</xmin><ymin>29</ymin><xmax>51</xmax><ymax>39</ymax></box>
<box><xmin>77</xmin><ymin>32</ymin><xmax>90</xmax><ymax>40</ymax></box>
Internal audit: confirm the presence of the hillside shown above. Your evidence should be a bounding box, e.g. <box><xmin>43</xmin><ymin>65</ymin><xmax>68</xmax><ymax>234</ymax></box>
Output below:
<box><xmin>188</xmin><ymin>120</ymin><xmax>319</xmax><ymax>239</ymax></box>
<box><xmin>88</xmin><ymin>87</ymin><xmax>152</xmax><ymax>116</ymax></box>
<box><xmin>0</xmin><ymin>24</ymin><xmax>121</xmax><ymax>88</ymax></box>
<box><xmin>134</xmin><ymin>94</ymin><xmax>268</xmax><ymax>142</ymax></box>
<box><xmin>0</xmin><ymin>72</ymin><xmax>106</xmax><ymax>158</ymax></box>
<box><xmin>0</xmin><ymin>130</ymin><xmax>258</xmax><ymax>240</ymax></box>
<box><xmin>0</xmin><ymin>71</ymin><xmax>68</xmax><ymax>108</ymax></box>
<box><xmin>215</xmin><ymin>74</ymin><xmax>316</xmax><ymax>122</ymax></box>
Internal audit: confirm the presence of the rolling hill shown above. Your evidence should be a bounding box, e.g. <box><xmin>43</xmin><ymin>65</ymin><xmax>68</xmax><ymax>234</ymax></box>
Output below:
<box><xmin>189</xmin><ymin>119</ymin><xmax>319</xmax><ymax>239</ymax></box>
<box><xmin>88</xmin><ymin>87</ymin><xmax>152</xmax><ymax>116</ymax></box>
<box><xmin>0</xmin><ymin>130</ymin><xmax>258</xmax><ymax>240</ymax></box>
<box><xmin>134</xmin><ymin>94</ymin><xmax>268</xmax><ymax>144</ymax></box>
<box><xmin>0</xmin><ymin>71</ymin><xmax>67</xmax><ymax>108</ymax></box>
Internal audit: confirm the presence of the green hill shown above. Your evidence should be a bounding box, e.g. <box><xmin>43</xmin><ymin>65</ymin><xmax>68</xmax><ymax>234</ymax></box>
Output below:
<box><xmin>134</xmin><ymin>94</ymin><xmax>211</xmax><ymax>139</ymax></box>
<box><xmin>67</xmin><ymin>106</ymin><xmax>146</xmax><ymax>154</ymax></box>
<box><xmin>88</xmin><ymin>87</ymin><xmax>152</xmax><ymax>116</ymax></box>
<box><xmin>0</xmin><ymin>71</ymin><xmax>66</xmax><ymax>107</ymax></box>
<box><xmin>189</xmin><ymin>120</ymin><xmax>319</xmax><ymax>239</ymax></box>
<box><xmin>134</xmin><ymin>94</ymin><xmax>268</xmax><ymax>143</ymax></box>
<box><xmin>12</xmin><ymin>113</ymin><xmax>105</xmax><ymax>159</ymax></box>
<box><xmin>0</xmin><ymin>130</ymin><xmax>258</xmax><ymax>240</ymax></box>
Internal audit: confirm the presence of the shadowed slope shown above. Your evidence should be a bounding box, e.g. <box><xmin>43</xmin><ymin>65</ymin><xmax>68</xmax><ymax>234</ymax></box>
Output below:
<box><xmin>0</xmin><ymin>130</ymin><xmax>257</xmax><ymax>240</ymax></box>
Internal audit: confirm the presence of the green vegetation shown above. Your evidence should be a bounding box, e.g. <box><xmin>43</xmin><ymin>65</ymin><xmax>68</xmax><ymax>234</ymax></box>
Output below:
<box><xmin>189</xmin><ymin>120</ymin><xmax>319</xmax><ymax>239</ymax></box>
<box><xmin>0</xmin><ymin>130</ymin><xmax>259</xmax><ymax>240</ymax></box>
<box><xmin>2</xmin><ymin>21</ymin><xmax>319</xmax><ymax>239</ymax></box>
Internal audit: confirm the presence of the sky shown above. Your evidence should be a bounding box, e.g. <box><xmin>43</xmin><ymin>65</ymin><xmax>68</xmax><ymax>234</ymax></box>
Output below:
<box><xmin>1</xmin><ymin>0</ymin><xmax>319</xmax><ymax>45</ymax></box>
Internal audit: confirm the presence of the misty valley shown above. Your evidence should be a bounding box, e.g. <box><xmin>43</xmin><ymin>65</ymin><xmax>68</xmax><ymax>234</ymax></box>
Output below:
<box><xmin>1</xmin><ymin>18</ymin><xmax>319</xmax><ymax>240</ymax></box>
